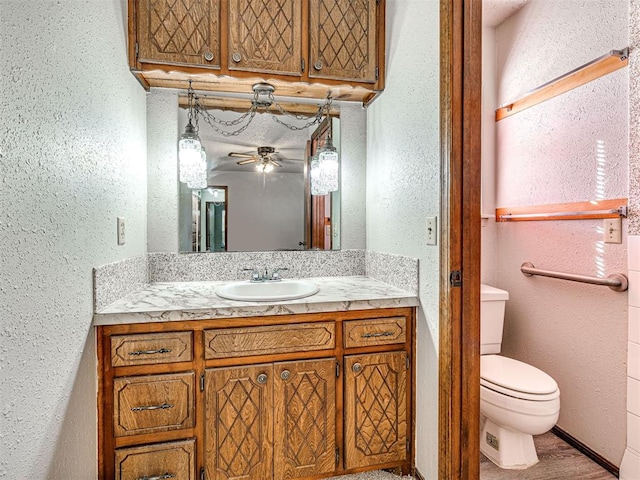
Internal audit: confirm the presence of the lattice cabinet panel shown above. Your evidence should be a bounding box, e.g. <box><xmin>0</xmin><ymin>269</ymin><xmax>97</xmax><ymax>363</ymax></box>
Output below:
<box><xmin>204</xmin><ymin>364</ymin><xmax>274</xmax><ymax>480</ymax></box>
<box><xmin>274</xmin><ymin>358</ymin><xmax>336</xmax><ymax>479</ymax></box>
<box><xmin>343</xmin><ymin>351</ymin><xmax>408</xmax><ymax>469</ymax></box>
<box><xmin>136</xmin><ymin>0</ymin><xmax>221</xmax><ymax>68</ymax></box>
<box><xmin>309</xmin><ymin>0</ymin><xmax>379</xmax><ymax>83</ymax></box>
<box><xmin>228</xmin><ymin>0</ymin><xmax>302</xmax><ymax>75</ymax></box>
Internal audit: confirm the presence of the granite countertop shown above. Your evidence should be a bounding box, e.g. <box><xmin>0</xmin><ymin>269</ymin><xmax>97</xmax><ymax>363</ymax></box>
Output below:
<box><xmin>93</xmin><ymin>276</ymin><xmax>419</xmax><ymax>326</ymax></box>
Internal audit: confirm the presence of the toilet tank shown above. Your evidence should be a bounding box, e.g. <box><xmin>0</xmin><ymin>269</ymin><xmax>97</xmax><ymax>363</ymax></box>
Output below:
<box><xmin>480</xmin><ymin>284</ymin><xmax>509</xmax><ymax>355</ymax></box>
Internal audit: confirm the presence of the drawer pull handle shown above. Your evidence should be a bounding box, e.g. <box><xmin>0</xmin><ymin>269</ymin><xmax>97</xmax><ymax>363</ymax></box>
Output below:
<box><xmin>361</xmin><ymin>331</ymin><xmax>394</xmax><ymax>338</ymax></box>
<box><xmin>128</xmin><ymin>348</ymin><xmax>171</xmax><ymax>356</ymax></box>
<box><xmin>256</xmin><ymin>373</ymin><xmax>268</xmax><ymax>384</ymax></box>
<box><xmin>136</xmin><ymin>473</ymin><xmax>176</xmax><ymax>480</ymax></box>
<box><xmin>131</xmin><ymin>402</ymin><xmax>174</xmax><ymax>412</ymax></box>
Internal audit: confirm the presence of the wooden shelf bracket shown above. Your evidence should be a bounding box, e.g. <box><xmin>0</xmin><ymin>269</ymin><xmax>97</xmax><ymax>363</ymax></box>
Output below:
<box><xmin>495</xmin><ymin>48</ymin><xmax>629</xmax><ymax>121</ymax></box>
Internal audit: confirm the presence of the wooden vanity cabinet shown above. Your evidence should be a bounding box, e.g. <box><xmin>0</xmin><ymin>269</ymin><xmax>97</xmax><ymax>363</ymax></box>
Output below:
<box><xmin>97</xmin><ymin>307</ymin><xmax>414</xmax><ymax>480</ymax></box>
<box><xmin>127</xmin><ymin>0</ymin><xmax>386</xmax><ymax>103</ymax></box>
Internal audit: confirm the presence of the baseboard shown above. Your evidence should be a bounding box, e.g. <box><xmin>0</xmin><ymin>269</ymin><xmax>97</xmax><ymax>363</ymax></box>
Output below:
<box><xmin>551</xmin><ymin>426</ymin><xmax>620</xmax><ymax>478</ymax></box>
<box><xmin>412</xmin><ymin>467</ymin><xmax>425</xmax><ymax>480</ymax></box>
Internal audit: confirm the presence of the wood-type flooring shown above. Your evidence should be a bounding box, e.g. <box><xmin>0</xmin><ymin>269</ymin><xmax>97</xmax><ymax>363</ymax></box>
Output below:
<box><xmin>480</xmin><ymin>432</ymin><xmax>617</xmax><ymax>479</ymax></box>
<box><xmin>338</xmin><ymin>432</ymin><xmax>617</xmax><ymax>480</ymax></box>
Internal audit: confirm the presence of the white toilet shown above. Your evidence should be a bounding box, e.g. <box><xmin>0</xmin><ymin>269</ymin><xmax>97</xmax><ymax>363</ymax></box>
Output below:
<box><xmin>480</xmin><ymin>284</ymin><xmax>560</xmax><ymax>469</ymax></box>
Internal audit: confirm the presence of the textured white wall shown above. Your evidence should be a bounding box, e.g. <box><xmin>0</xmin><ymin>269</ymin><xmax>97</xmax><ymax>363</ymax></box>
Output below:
<box><xmin>339</xmin><ymin>103</ymin><xmax>367</xmax><ymax>249</ymax></box>
<box><xmin>621</xmin><ymin>0</ymin><xmax>640</xmax><ymax>477</ymax></box>
<box><xmin>630</xmin><ymin>0</ymin><xmax>640</xmax><ymax>236</ymax></box>
<box><xmin>366</xmin><ymin>1</ymin><xmax>440</xmax><ymax>477</ymax></box>
<box><xmin>492</xmin><ymin>0</ymin><xmax>629</xmax><ymax>465</ymax></box>
<box><xmin>0</xmin><ymin>1</ymin><xmax>147</xmax><ymax>478</ymax></box>
<box><xmin>148</xmin><ymin>89</ymin><xmax>180</xmax><ymax>252</ymax></box>
<box><xmin>482</xmin><ymin>26</ymin><xmax>499</xmax><ymax>286</ymax></box>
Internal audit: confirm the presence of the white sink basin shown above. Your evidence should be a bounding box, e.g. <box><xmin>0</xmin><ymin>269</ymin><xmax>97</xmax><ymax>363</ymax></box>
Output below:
<box><xmin>216</xmin><ymin>279</ymin><xmax>319</xmax><ymax>302</ymax></box>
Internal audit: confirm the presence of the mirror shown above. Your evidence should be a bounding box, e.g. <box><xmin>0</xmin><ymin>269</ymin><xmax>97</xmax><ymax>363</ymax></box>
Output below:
<box><xmin>178</xmin><ymin>106</ymin><xmax>342</xmax><ymax>252</ymax></box>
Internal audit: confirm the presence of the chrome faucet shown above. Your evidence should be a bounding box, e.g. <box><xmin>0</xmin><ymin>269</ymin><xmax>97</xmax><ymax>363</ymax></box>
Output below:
<box><xmin>243</xmin><ymin>268</ymin><xmax>263</xmax><ymax>282</ymax></box>
<box><xmin>268</xmin><ymin>268</ymin><xmax>288</xmax><ymax>281</ymax></box>
<box><xmin>243</xmin><ymin>267</ymin><xmax>288</xmax><ymax>282</ymax></box>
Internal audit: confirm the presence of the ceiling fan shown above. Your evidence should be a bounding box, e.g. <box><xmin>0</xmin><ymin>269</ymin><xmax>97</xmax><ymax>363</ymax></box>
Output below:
<box><xmin>228</xmin><ymin>146</ymin><xmax>282</xmax><ymax>172</ymax></box>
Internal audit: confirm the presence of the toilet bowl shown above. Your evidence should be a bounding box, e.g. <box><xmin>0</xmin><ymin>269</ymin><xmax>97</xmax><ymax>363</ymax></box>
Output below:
<box><xmin>480</xmin><ymin>354</ymin><xmax>560</xmax><ymax>469</ymax></box>
<box><xmin>480</xmin><ymin>285</ymin><xmax>560</xmax><ymax>469</ymax></box>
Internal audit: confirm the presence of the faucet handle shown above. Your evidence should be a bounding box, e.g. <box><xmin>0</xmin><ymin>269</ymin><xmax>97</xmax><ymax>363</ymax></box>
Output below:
<box><xmin>270</xmin><ymin>268</ymin><xmax>289</xmax><ymax>281</ymax></box>
<box><xmin>242</xmin><ymin>268</ymin><xmax>262</xmax><ymax>282</ymax></box>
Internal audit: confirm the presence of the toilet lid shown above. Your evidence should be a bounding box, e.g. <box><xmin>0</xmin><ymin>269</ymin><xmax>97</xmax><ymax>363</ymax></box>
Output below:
<box><xmin>481</xmin><ymin>355</ymin><xmax>558</xmax><ymax>397</ymax></box>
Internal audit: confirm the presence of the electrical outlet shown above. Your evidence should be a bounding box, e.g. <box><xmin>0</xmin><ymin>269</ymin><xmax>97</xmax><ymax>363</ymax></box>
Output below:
<box><xmin>117</xmin><ymin>217</ymin><xmax>126</xmax><ymax>245</ymax></box>
<box><xmin>426</xmin><ymin>216</ymin><xmax>437</xmax><ymax>245</ymax></box>
<box><xmin>604</xmin><ymin>218</ymin><xmax>622</xmax><ymax>244</ymax></box>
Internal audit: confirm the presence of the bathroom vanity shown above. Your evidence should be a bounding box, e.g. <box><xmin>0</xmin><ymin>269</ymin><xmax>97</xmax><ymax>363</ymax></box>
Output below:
<box><xmin>94</xmin><ymin>277</ymin><xmax>417</xmax><ymax>480</ymax></box>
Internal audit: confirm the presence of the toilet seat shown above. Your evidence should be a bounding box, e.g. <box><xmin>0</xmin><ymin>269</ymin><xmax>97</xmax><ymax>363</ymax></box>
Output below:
<box><xmin>481</xmin><ymin>355</ymin><xmax>559</xmax><ymax>401</ymax></box>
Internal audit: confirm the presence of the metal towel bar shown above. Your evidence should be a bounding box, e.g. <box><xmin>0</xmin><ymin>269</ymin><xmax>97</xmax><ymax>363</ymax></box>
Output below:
<box><xmin>521</xmin><ymin>262</ymin><xmax>628</xmax><ymax>292</ymax></box>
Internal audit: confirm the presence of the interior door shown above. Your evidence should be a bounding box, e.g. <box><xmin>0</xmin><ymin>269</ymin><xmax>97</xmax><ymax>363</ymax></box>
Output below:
<box><xmin>439</xmin><ymin>0</ymin><xmax>482</xmax><ymax>479</ymax></box>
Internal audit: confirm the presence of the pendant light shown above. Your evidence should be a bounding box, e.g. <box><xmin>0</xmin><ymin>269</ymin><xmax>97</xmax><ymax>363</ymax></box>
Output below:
<box><xmin>311</xmin><ymin>136</ymin><xmax>339</xmax><ymax>195</ymax></box>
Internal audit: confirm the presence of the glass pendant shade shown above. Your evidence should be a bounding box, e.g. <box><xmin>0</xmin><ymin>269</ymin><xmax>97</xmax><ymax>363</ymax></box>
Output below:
<box><xmin>178</xmin><ymin>121</ymin><xmax>202</xmax><ymax>184</ymax></box>
<box><xmin>186</xmin><ymin>146</ymin><xmax>208</xmax><ymax>189</ymax></box>
<box><xmin>311</xmin><ymin>138</ymin><xmax>339</xmax><ymax>195</ymax></box>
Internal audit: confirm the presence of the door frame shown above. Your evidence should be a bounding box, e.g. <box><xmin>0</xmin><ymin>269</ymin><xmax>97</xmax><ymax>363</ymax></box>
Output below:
<box><xmin>439</xmin><ymin>0</ymin><xmax>482</xmax><ymax>479</ymax></box>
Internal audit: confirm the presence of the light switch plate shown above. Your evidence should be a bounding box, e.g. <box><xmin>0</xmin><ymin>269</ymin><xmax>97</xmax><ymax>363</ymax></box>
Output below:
<box><xmin>117</xmin><ymin>217</ymin><xmax>125</xmax><ymax>245</ymax></box>
<box><xmin>426</xmin><ymin>216</ymin><xmax>437</xmax><ymax>245</ymax></box>
<box><xmin>604</xmin><ymin>218</ymin><xmax>622</xmax><ymax>244</ymax></box>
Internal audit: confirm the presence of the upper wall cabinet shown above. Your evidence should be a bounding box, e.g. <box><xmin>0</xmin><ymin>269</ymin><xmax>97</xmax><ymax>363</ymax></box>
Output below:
<box><xmin>308</xmin><ymin>0</ymin><xmax>378</xmax><ymax>83</ymax></box>
<box><xmin>228</xmin><ymin>0</ymin><xmax>302</xmax><ymax>76</ymax></box>
<box><xmin>135</xmin><ymin>0</ymin><xmax>221</xmax><ymax>69</ymax></box>
<box><xmin>128</xmin><ymin>0</ymin><xmax>386</xmax><ymax>105</ymax></box>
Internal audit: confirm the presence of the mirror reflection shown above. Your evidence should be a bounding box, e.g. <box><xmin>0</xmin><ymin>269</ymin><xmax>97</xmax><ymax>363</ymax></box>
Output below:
<box><xmin>178</xmin><ymin>106</ymin><xmax>341</xmax><ymax>252</ymax></box>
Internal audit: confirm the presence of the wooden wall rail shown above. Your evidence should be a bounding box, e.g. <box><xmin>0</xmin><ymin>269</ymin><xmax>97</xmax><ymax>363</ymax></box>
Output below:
<box><xmin>496</xmin><ymin>198</ymin><xmax>628</xmax><ymax>222</ymax></box>
<box><xmin>495</xmin><ymin>48</ymin><xmax>629</xmax><ymax>121</ymax></box>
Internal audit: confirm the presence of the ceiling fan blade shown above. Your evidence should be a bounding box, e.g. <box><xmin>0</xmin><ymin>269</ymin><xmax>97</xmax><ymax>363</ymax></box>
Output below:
<box><xmin>228</xmin><ymin>152</ymin><xmax>256</xmax><ymax>158</ymax></box>
<box><xmin>270</xmin><ymin>160</ymin><xmax>283</xmax><ymax>167</ymax></box>
<box><xmin>237</xmin><ymin>158</ymin><xmax>258</xmax><ymax>165</ymax></box>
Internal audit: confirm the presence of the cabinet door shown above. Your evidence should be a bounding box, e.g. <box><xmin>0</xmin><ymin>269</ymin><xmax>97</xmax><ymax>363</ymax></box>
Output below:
<box><xmin>136</xmin><ymin>0</ymin><xmax>221</xmax><ymax>68</ymax></box>
<box><xmin>344</xmin><ymin>352</ymin><xmax>407</xmax><ymax>469</ymax></box>
<box><xmin>274</xmin><ymin>358</ymin><xmax>336</xmax><ymax>479</ymax></box>
<box><xmin>227</xmin><ymin>0</ymin><xmax>302</xmax><ymax>75</ymax></box>
<box><xmin>309</xmin><ymin>0</ymin><xmax>378</xmax><ymax>83</ymax></box>
<box><xmin>204</xmin><ymin>364</ymin><xmax>273</xmax><ymax>480</ymax></box>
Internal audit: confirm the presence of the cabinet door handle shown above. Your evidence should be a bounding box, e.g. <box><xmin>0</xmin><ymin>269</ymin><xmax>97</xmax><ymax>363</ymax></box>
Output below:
<box><xmin>314</xmin><ymin>60</ymin><xmax>323</xmax><ymax>70</ymax></box>
<box><xmin>361</xmin><ymin>331</ymin><xmax>394</xmax><ymax>338</ymax></box>
<box><xmin>232</xmin><ymin>52</ymin><xmax>242</xmax><ymax>63</ymax></box>
<box><xmin>128</xmin><ymin>347</ymin><xmax>171</xmax><ymax>356</ymax></box>
<box><xmin>352</xmin><ymin>363</ymin><xmax>362</xmax><ymax>373</ymax></box>
<box><xmin>204</xmin><ymin>51</ymin><xmax>214</xmax><ymax>62</ymax></box>
<box><xmin>280</xmin><ymin>370</ymin><xmax>291</xmax><ymax>380</ymax></box>
<box><xmin>256</xmin><ymin>373</ymin><xmax>268</xmax><ymax>384</ymax></box>
<box><xmin>131</xmin><ymin>402</ymin><xmax>174</xmax><ymax>412</ymax></box>
<box><xmin>135</xmin><ymin>473</ymin><xmax>176</xmax><ymax>480</ymax></box>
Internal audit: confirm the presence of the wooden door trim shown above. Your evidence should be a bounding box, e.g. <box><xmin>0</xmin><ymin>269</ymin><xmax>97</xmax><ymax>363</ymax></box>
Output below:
<box><xmin>439</xmin><ymin>0</ymin><xmax>482</xmax><ymax>479</ymax></box>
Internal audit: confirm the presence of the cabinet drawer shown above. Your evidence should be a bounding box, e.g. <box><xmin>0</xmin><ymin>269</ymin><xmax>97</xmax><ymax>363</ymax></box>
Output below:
<box><xmin>113</xmin><ymin>372</ymin><xmax>195</xmax><ymax>437</ymax></box>
<box><xmin>343</xmin><ymin>317</ymin><xmax>406</xmax><ymax>348</ymax></box>
<box><xmin>204</xmin><ymin>322</ymin><xmax>335</xmax><ymax>359</ymax></box>
<box><xmin>111</xmin><ymin>332</ymin><xmax>193</xmax><ymax>367</ymax></box>
<box><xmin>115</xmin><ymin>439</ymin><xmax>196</xmax><ymax>480</ymax></box>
